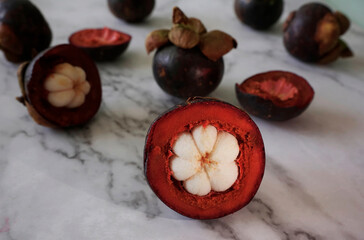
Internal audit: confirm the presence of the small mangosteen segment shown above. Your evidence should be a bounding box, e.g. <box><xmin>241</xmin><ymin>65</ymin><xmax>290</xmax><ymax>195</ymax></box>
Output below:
<box><xmin>107</xmin><ymin>0</ymin><xmax>155</xmax><ymax>23</ymax></box>
<box><xmin>235</xmin><ymin>71</ymin><xmax>314</xmax><ymax>121</ymax></box>
<box><xmin>234</xmin><ymin>0</ymin><xmax>283</xmax><ymax>30</ymax></box>
<box><xmin>69</xmin><ymin>27</ymin><xmax>131</xmax><ymax>61</ymax></box>
<box><xmin>144</xmin><ymin>98</ymin><xmax>265</xmax><ymax>219</ymax></box>
<box><xmin>0</xmin><ymin>0</ymin><xmax>52</xmax><ymax>63</ymax></box>
<box><xmin>18</xmin><ymin>44</ymin><xmax>102</xmax><ymax>128</ymax></box>
<box><xmin>283</xmin><ymin>3</ymin><xmax>353</xmax><ymax>64</ymax></box>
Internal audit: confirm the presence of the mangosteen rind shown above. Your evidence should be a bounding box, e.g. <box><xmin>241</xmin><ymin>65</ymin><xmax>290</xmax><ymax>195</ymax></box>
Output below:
<box><xmin>153</xmin><ymin>44</ymin><xmax>224</xmax><ymax>98</ymax></box>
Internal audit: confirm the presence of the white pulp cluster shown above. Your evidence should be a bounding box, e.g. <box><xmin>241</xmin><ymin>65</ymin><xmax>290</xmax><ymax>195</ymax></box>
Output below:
<box><xmin>44</xmin><ymin>63</ymin><xmax>91</xmax><ymax>108</ymax></box>
<box><xmin>170</xmin><ymin>125</ymin><xmax>239</xmax><ymax>196</ymax></box>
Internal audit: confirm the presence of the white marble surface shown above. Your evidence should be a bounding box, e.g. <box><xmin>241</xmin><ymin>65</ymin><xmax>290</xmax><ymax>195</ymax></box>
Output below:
<box><xmin>1</xmin><ymin>0</ymin><xmax>364</xmax><ymax>239</ymax></box>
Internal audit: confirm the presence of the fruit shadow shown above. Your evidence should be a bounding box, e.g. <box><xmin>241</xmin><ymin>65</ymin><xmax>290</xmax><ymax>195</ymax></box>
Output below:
<box><xmin>264</xmin><ymin>106</ymin><xmax>358</xmax><ymax>137</ymax></box>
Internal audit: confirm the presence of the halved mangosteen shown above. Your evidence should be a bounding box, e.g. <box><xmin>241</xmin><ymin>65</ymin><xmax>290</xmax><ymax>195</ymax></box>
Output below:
<box><xmin>69</xmin><ymin>27</ymin><xmax>131</xmax><ymax>61</ymax></box>
<box><xmin>146</xmin><ymin>7</ymin><xmax>237</xmax><ymax>99</ymax></box>
<box><xmin>0</xmin><ymin>0</ymin><xmax>52</xmax><ymax>63</ymax></box>
<box><xmin>107</xmin><ymin>0</ymin><xmax>155</xmax><ymax>23</ymax></box>
<box><xmin>17</xmin><ymin>44</ymin><xmax>102</xmax><ymax>128</ymax></box>
<box><xmin>144</xmin><ymin>98</ymin><xmax>265</xmax><ymax>219</ymax></box>
<box><xmin>283</xmin><ymin>2</ymin><xmax>353</xmax><ymax>64</ymax></box>
<box><xmin>235</xmin><ymin>71</ymin><xmax>314</xmax><ymax>121</ymax></box>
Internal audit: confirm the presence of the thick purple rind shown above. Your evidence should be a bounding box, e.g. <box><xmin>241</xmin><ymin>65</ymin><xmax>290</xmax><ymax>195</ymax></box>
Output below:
<box><xmin>235</xmin><ymin>71</ymin><xmax>314</xmax><ymax>121</ymax></box>
<box><xmin>68</xmin><ymin>30</ymin><xmax>132</xmax><ymax>62</ymax></box>
<box><xmin>153</xmin><ymin>44</ymin><xmax>224</xmax><ymax>98</ymax></box>
<box><xmin>235</xmin><ymin>84</ymin><xmax>311</xmax><ymax>121</ymax></box>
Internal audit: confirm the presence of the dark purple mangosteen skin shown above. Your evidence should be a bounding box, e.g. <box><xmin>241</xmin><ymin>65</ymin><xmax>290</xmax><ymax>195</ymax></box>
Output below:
<box><xmin>283</xmin><ymin>3</ymin><xmax>331</xmax><ymax>62</ymax></box>
<box><xmin>76</xmin><ymin>42</ymin><xmax>131</xmax><ymax>62</ymax></box>
<box><xmin>235</xmin><ymin>84</ymin><xmax>309</xmax><ymax>121</ymax></box>
<box><xmin>234</xmin><ymin>0</ymin><xmax>283</xmax><ymax>30</ymax></box>
<box><xmin>107</xmin><ymin>0</ymin><xmax>155</xmax><ymax>23</ymax></box>
<box><xmin>153</xmin><ymin>44</ymin><xmax>224</xmax><ymax>99</ymax></box>
<box><xmin>0</xmin><ymin>0</ymin><xmax>52</xmax><ymax>62</ymax></box>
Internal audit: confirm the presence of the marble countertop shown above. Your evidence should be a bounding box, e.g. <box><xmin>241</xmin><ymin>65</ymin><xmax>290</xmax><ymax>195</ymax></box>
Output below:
<box><xmin>1</xmin><ymin>0</ymin><xmax>364</xmax><ymax>239</ymax></box>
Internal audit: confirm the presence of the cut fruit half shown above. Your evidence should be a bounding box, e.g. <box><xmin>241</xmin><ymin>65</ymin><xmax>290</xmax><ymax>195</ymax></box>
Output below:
<box><xmin>144</xmin><ymin>98</ymin><xmax>265</xmax><ymax>219</ymax></box>
<box><xmin>235</xmin><ymin>71</ymin><xmax>314</xmax><ymax>121</ymax></box>
<box><xmin>69</xmin><ymin>27</ymin><xmax>131</xmax><ymax>61</ymax></box>
<box><xmin>17</xmin><ymin>44</ymin><xmax>102</xmax><ymax>128</ymax></box>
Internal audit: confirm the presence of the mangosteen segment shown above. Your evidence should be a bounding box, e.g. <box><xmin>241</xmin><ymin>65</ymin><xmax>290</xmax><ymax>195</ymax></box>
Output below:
<box><xmin>69</xmin><ymin>27</ymin><xmax>131</xmax><ymax>61</ymax></box>
<box><xmin>235</xmin><ymin>71</ymin><xmax>314</xmax><ymax>121</ymax></box>
<box><xmin>19</xmin><ymin>44</ymin><xmax>102</xmax><ymax>128</ymax></box>
<box><xmin>0</xmin><ymin>0</ymin><xmax>52</xmax><ymax>63</ymax></box>
<box><xmin>171</xmin><ymin>125</ymin><xmax>239</xmax><ymax>196</ymax></box>
<box><xmin>144</xmin><ymin>99</ymin><xmax>265</xmax><ymax>219</ymax></box>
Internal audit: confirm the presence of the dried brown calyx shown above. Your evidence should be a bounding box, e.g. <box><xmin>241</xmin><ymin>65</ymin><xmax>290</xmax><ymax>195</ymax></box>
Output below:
<box><xmin>145</xmin><ymin>7</ymin><xmax>237</xmax><ymax>61</ymax></box>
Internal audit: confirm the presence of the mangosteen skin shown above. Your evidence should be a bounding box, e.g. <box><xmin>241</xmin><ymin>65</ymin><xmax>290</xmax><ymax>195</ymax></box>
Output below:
<box><xmin>0</xmin><ymin>0</ymin><xmax>52</xmax><ymax>63</ymax></box>
<box><xmin>284</xmin><ymin>3</ymin><xmax>332</xmax><ymax>62</ymax></box>
<box><xmin>153</xmin><ymin>44</ymin><xmax>224</xmax><ymax>98</ymax></box>
<box><xmin>77</xmin><ymin>43</ymin><xmax>130</xmax><ymax>62</ymax></box>
<box><xmin>107</xmin><ymin>0</ymin><xmax>155</xmax><ymax>23</ymax></box>
<box><xmin>235</xmin><ymin>84</ymin><xmax>309</xmax><ymax>121</ymax></box>
<box><xmin>234</xmin><ymin>0</ymin><xmax>283</xmax><ymax>30</ymax></box>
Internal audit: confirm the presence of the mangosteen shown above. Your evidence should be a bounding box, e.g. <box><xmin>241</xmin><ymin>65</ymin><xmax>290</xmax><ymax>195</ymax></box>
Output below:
<box><xmin>234</xmin><ymin>0</ymin><xmax>283</xmax><ymax>30</ymax></box>
<box><xmin>17</xmin><ymin>44</ymin><xmax>102</xmax><ymax>128</ymax></box>
<box><xmin>144</xmin><ymin>97</ymin><xmax>265</xmax><ymax>219</ymax></box>
<box><xmin>146</xmin><ymin>7</ymin><xmax>237</xmax><ymax>98</ymax></box>
<box><xmin>0</xmin><ymin>0</ymin><xmax>52</xmax><ymax>63</ymax></box>
<box><xmin>69</xmin><ymin>27</ymin><xmax>131</xmax><ymax>61</ymax></box>
<box><xmin>283</xmin><ymin>2</ymin><xmax>353</xmax><ymax>64</ymax></box>
<box><xmin>235</xmin><ymin>71</ymin><xmax>314</xmax><ymax>121</ymax></box>
<box><xmin>107</xmin><ymin>0</ymin><xmax>155</xmax><ymax>23</ymax></box>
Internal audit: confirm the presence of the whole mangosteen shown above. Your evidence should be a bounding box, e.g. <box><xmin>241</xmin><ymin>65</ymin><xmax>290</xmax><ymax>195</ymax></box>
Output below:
<box><xmin>107</xmin><ymin>0</ymin><xmax>155</xmax><ymax>23</ymax></box>
<box><xmin>283</xmin><ymin>2</ymin><xmax>353</xmax><ymax>64</ymax></box>
<box><xmin>234</xmin><ymin>0</ymin><xmax>284</xmax><ymax>30</ymax></box>
<box><xmin>0</xmin><ymin>0</ymin><xmax>52</xmax><ymax>63</ymax></box>
<box><xmin>145</xmin><ymin>7</ymin><xmax>237</xmax><ymax>98</ymax></box>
